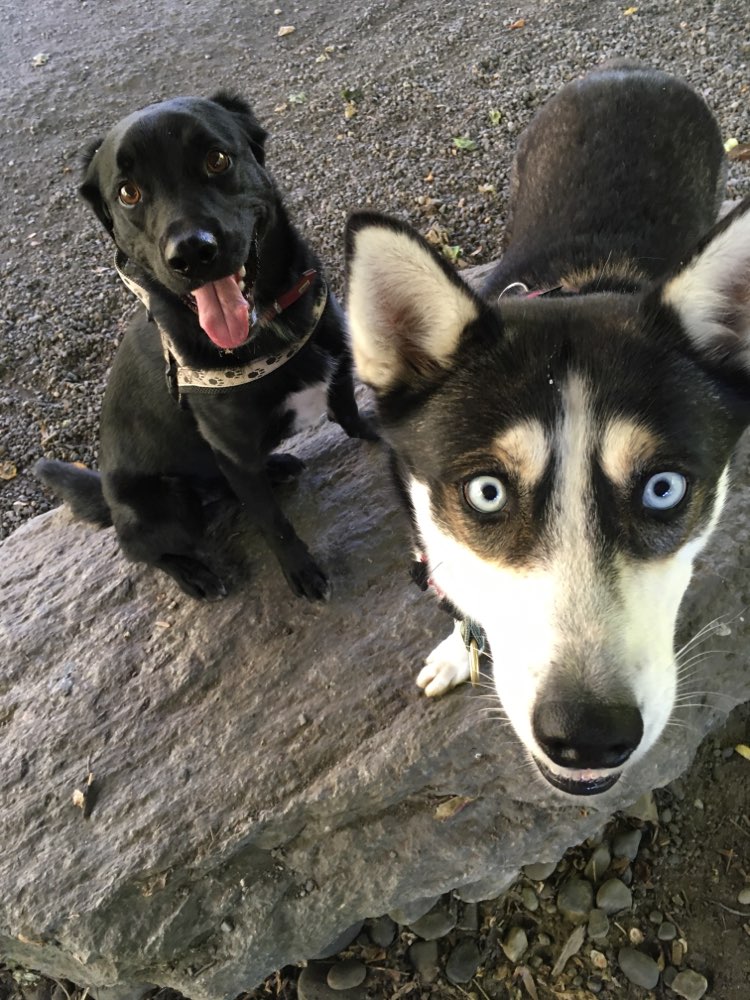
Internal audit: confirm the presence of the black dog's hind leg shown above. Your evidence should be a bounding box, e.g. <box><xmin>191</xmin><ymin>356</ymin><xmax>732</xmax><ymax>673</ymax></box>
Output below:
<box><xmin>108</xmin><ymin>474</ymin><xmax>228</xmax><ymax>600</ymax></box>
<box><xmin>327</xmin><ymin>352</ymin><xmax>380</xmax><ymax>441</ymax></box>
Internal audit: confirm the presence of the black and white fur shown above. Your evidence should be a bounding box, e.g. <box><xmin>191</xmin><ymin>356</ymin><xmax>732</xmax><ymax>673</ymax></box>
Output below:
<box><xmin>36</xmin><ymin>93</ymin><xmax>375</xmax><ymax>602</ymax></box>
<box><xmin>345</xmin><ymin>64</ymin><xmax>750</xmax><ymax>796</ymax></box>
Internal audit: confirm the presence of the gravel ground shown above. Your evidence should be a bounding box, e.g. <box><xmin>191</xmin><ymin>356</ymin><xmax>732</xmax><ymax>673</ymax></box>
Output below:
<box><xmin>1</xmin><ymin>0</ymin><xmax>749</xmax><ymax>997</ymax></box>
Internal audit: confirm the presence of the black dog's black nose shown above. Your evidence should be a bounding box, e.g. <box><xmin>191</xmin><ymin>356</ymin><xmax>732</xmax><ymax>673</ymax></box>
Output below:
<box><xmin>532</xmin><ymin>699</ymin><xmax>643</xmax><ymax>770</ymax></box>
<box><xmin>165</xmin><ymin>229</ymin><xmax>219</xmax><ymax>275</ymax></box>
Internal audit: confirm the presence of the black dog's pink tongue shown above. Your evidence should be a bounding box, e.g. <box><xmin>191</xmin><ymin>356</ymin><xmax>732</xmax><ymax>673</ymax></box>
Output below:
<box><xmin>192</xmin><ymin>276</ymin><xmax>249</xmax><ymax>349</ymax></box>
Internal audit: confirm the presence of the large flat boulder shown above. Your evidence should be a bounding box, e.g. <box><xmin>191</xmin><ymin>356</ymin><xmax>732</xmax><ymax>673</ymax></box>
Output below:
<box><xmin>2</xmin><ymin>414</ymin><xmax>749</xmax><ymax>999</ymax></box>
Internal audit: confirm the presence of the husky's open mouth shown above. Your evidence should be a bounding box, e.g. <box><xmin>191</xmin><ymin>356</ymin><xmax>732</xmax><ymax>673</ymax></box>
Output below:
<box><xmin>535</xmin><ymin>759</ymin><xmax>620</xmax><ymax>796</ymax></box>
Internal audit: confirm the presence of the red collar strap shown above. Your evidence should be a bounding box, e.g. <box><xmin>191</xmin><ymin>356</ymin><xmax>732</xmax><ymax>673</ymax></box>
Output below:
<box><xmin>259</xmin><ymin>269</ymin><xmax>318</xmax><ymax>324</ymax></box>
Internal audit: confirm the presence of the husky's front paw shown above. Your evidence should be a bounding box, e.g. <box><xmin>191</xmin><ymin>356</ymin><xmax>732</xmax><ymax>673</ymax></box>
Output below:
<box><xmin>416</xmin><ymin>624</ymin><xmax>470</xmax><ymax>696</ymax></box>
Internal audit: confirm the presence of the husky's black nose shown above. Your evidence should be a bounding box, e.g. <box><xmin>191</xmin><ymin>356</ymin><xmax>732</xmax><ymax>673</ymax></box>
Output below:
<box><xmin>532</xmin><ymin>699</ymin><xmax>643</xmax><ymax>771</ymax></box>
<box><xmin>165</xmin><ymin>228</ymin><xmax>219</xmax><ymax>275</ymax></box>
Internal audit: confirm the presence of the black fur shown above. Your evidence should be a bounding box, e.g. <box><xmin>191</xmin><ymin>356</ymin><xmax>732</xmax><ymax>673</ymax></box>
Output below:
<box><xmin>36</xmin><ymin>93</ymin><xmax>376</xmax><ymax>601</ymax></box>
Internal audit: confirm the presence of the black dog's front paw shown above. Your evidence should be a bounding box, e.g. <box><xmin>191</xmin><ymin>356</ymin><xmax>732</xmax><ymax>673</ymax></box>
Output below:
<box><xmin>159</xmin><ymin>554</ymin><xmax>229</xmax><ymax>601</ymax></box>
<box><xmin>282</xmin><ymin>547</ymin><xmax>331</xmax><ymax>602</ymax></box>
<box><xmin>333</xmin><ymin>411</ymin><xmax>380</xmax><ymax>442</ymax></box>
<box><xmin>266</xmin><ymin>453</ymin><xmax>306</xmax><ymax>484</ymax></box>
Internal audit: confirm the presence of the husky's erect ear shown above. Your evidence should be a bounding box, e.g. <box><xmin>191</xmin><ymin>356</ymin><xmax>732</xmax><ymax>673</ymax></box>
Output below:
<box><xmin>660</xmin><ymin>197</ymin><xmax>750</xmax><ymax>382</ymax></box>
<box><xmin>345</xmin><ymin>212</ymin><xmax>484</xmax><ymax>393</ymax></box>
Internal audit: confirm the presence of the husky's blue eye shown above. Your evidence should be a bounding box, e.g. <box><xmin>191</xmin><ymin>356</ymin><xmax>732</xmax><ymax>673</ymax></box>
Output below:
<box><xmin>642</xmin><ymin>472</ymin><xmax>687</xmax><ymax>510</ymax></box>
<box><xmin>464</xmin><ymin>475</ymin><xmax>507</xmax><ymax>514</ymax></box>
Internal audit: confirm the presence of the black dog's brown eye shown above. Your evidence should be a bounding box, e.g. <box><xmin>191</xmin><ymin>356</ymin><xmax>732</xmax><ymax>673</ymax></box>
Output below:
<box><xmin>206</xmin><ymin>150</ymin><xmax>231</xmax><ymax>174</ymax></box>
<box><xmin>118</xmin><ymin>181</ymin><xmax>141</xmax><ymax>206</ymax></box>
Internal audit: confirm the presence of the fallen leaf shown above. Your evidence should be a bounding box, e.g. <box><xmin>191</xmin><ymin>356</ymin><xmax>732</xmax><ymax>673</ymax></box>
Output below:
<box><xmin>343</xmin><ymin>101</ymin><xmax>357</xmax><ymax>119</ymax></box>
<box><xmin>728</xmin><ymin>142</ymin><xmax>750</xmax><ymax>162</ymax></box>
<box><xmin>514</xmin><ymin>965</ymin><xmax>539</xmax><ymax>1000</ymax></box>
<box><xmin>434</xmin><ymin>794</ymin><xmax>475</xmax><ymax>819</ymax></box>
<box><xmin>277</xmin><ymin>24</ymin><xmax>295</xmax><ymax>37</ymax></box>
<box><xmin>31</xmin><ymin>52</ymin><xmax>49</xmax><ymax>67</ymax></box>
<box><xmin>551</xmin><ymin>924</ymin><xmax>586</xmax><ymax>977</ymax></box>
<box><xmin>508</xmin><ymin>17</ymin><xmax>526</xmax><ymax>29</ymax></box>
<box><xmin>623</xmin><ymin>5</ymin><xmax>639</xmax><ymax>13</ymax></box>
<box><xmin>453</xmin><ymin>136</ymin><xmax>477</xmax><ymax>151</ymax></box>
<box><xmin>489</xmin><ymin>108</ymin><xmax>502</xmax><ymax>125</ymax></box>
<box><xmin>288</xmin><ymin>91</ymin><xmax>307</xmax><ymax>104</ymax></box>
<box><xmin>0</xmin><ymin>461</ymin><xmax>17</xmax><ymax>481</ymax></box>
<box><xmin>735</xmin><ymin>743</ymin><xmax>750</xmax><ymax>760</ymax></box>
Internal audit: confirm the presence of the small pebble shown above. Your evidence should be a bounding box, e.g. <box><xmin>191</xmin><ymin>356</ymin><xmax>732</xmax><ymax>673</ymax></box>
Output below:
<box><xmin>501</xmin><ymin>925</ymin><xmax>528</xmax><ymax>963</ymax></box>
<box><xmin>738</xmin><ymin>886</ymin><xmax>750</xmax><ymax>906</ymax></box>
<box><xmin>596</xmin><ymin>878</ymin><xmax>632</xmax><ymax>914</ymax></box>
<box><xmin>523</xmin><ymin>860</ymin><xmax>557</xmax><ymax>881</ymax></box>
<box><xmin>584</xmin><ymin>843</ymin><xmax>611</xmax><ymax>883</ymax></box>
<box><xmin>618</xmin><ymin>947</ymin><xmax>660</xmax><ymax>990</ymax></box>
<box><xmin>408</xmin><ymin>906</ymin><xmax>456</xmax><ymax>940</ymax></box>
<box><xmin>521</xmin><ymin>886</ymin><xmax>539</xmax><ymax>911</ymax></box>
<box><xmin>558</xmin><ymin>877</ymin><xmax>594</xmax><ymax>923</ymax></box>
<box><xmin>648</xmin><ymin>909</ymin><xmax>663</xmax><ymax>924</ymax></box>
<box><xmin>587</xmin><ymin>908</ymin><xmax>609</xmax><ymax>942</ymax></box>
<box><xmin>657</xmin><ymin>920</ymin><xmax>677</xmax><ymax>941</ymax></box>
<box><xmin>445</xmin><ymin>939</ymin><xmax>481</xmax><ymax>984</ymax></box>
<box><xmin>612</xmin><ymin>828</ymin><xmax>642</xmax><ymax>861</ymax></box>
<box><xmin>408</xmin><ymin>940</ymin><xmax>439</xmax><ymax>983</ymax></box>
<box><xmin>326</xmin><ymin>960</ymin><xmax>366</xmax><ymax>991</ymax></box>
<box><xmin>671</xmin><ymin>968</ymin><xmax>709</xmax><ymax>1000</ymax></box>
<box><xmin>457</xmin><ymin>902</ymin><xmax>478</xmax><ymax>932</ymax></box>
<box><xmin>368</xmin><ymin>915</ymin><xmax>396</xmax><ymax>948</ymax></box>
<box><xmin>586</xmin><ymin>977</ymin><xmax>603</xmax><ymax>994</ymax></box>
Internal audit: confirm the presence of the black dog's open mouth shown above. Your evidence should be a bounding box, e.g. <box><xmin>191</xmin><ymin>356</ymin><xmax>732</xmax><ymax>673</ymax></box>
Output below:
<box><xmin>183</xmin><ymin>264</ymin><xmax>256</xmax><ymax>351</ymax></box>
<box><xmin>534</xmin><ymin>758</ymin><xmax>621</xmax><ymax>796</ymax></box>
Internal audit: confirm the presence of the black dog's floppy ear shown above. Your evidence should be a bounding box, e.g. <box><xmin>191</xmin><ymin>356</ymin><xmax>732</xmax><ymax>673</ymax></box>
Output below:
<box><xmin>79</xmin><ymin>137</ymin><xmax>114</xmax><ymax>235</ymax></box>
<box><xmin>345</xmin><ymin>211</ymin><xmax>485</xmax><ymax>394</ymax></box>
<box><xmin>210</xmin><ymin>91</ymin><xmax>267</xmax><ymax>166</ymax></box>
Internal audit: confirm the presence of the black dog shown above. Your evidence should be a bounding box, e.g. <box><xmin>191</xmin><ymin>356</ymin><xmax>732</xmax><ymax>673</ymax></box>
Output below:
<box><xmin>35</xmin><ymin>93</ymin><xmax>375</xmax><ymax>601</ymax></box>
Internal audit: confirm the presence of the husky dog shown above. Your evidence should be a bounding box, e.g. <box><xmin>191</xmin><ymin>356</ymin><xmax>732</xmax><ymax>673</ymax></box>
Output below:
<box><xmin>344</xmin><ymin>64</ymin><xmax>750</xmax><ymax>795</ymax></box>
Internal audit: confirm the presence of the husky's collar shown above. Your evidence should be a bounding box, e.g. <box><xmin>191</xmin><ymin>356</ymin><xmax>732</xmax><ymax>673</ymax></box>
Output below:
<box><xmin>113</xmin><ymin>252</ymin><xmax>326</xmax><ymax>401</ymax></box>
<box><xmin>498</xmin><ymin>281</ymin><xmax>570</xmax><ymax>299</ymax></box>
<box><xmin>411</xmin><ymin>554</ymin><xmax>489</xmax><ymax>685</ymax></box>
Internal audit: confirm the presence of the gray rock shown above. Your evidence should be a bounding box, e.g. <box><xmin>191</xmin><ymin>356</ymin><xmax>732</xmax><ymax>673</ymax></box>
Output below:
<box><xmin>738</xmin><ymin>887</ymin><xmax>750</xmax><ymax>906</ymax></box>
<box><xmin>312</xmin><ymin>923</ymin><xmax>364</xmax><ymax>960</ymax></box>
<box><xmin>587</xmin><ymin>909</ymin><xmax>609</xmax><ymax>942</ymax></box>
<box><xmin>612</xmin><ymin>829</ymin><xmax>643</xmax><ymax>861</ymax></box>
<box><xmin>408</xmin><ymin>940</ymin><xmax>439</xmax><ymax>983</ymax></box>
<box><xmin>671</xmin><ymin>969</ymin><xmax>709</xmax><ymax>1000</ymax></box>
<box><xmin>617</xmin><ymin>948</ymin><xmax>660</xmax><ymax>990</ymax></box>
<box><xmin>388</xmin><ymin>896</ymin><xmax>441</xmax><ymax>926</ymax></box>
<box><xmin>1</xmin><ymin>308</ymin><xmax>750</xmax><ymax>1000</ymax></box>
<box><xmin>501</xmin><ymin>926</ymin><xmax>528</xmax><ymax>963</ymax></box>
<box><xmin>445</xmin><ymin>939</ymin><xmax>482</xmax><ymax>984</ymax></box>
<box><xmin>557</xmin><ymin>878</ymin><xmax>594</xmax><ymax>924</ymax></box>
<box><xmin>326</xmin><ymin>960</ymin><xmax>366</xmax><ymax>991</ymax></box>
<box><xmin>596</xmin><ymin>878</ymin><xmax>633</xmax><ymax>914</ymax></box>
<box><xmin>408</xmin><ymin>906</ymin><xmax>456</xmax><ymax>941</ymax></box>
